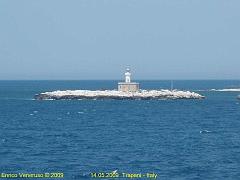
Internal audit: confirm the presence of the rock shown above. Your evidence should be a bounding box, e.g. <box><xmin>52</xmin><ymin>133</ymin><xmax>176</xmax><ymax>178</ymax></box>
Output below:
<box><xmin>34</xmin><ymin>89</ymin><xmax>204</xmax><ymax>100</ymax></box>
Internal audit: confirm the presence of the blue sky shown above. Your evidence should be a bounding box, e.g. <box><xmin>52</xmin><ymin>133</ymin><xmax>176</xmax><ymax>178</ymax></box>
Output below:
<box><xmin>0</xmin><ymin>0</ymin><xmax>240</xmax><ymax>80</ymax></box>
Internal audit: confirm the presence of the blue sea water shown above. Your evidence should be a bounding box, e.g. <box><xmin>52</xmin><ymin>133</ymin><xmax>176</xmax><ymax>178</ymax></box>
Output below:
<box><xmin>0</xmin><ymin>80</ymin><xmax>240</xmax><ymax>180</ymax></box>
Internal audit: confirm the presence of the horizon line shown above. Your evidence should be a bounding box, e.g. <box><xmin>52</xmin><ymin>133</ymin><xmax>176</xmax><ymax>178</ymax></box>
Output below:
<box><xmin>0</xmin><ymin>79</ymin><xmax>240</xmax><ymax>81</ymax></box>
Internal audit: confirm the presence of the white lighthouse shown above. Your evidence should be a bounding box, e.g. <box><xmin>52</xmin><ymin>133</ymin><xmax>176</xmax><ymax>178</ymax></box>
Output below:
<box><xmin>118</xmin><ymin>68</ymin><xmax>140</xmax><ymax>92</ymax></box>
<box><xmin>125</xmin><ymin>68</ymin><xmax>131</xmax><ymax>83</ymax></box>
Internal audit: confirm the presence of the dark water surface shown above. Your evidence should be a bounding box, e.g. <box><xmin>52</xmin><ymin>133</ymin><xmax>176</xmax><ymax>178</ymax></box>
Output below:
<box><xmin>0</xmin><ymin>80</ymin><xmax>240</xmax><ymax>179</ymax></box>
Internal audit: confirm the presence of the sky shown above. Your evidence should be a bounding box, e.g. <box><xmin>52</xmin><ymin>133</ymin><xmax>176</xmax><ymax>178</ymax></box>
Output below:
<box><xmin>0</xmin><ymin>0</ymin><xmax>240</xmax><ymax>80</ymax></box>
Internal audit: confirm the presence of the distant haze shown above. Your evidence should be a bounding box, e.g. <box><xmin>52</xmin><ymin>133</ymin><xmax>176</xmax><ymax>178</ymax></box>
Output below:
<box><xmin>0</xmin><ymin>0</ymin><xmax>240</xmax><ymax>80</ymax></box>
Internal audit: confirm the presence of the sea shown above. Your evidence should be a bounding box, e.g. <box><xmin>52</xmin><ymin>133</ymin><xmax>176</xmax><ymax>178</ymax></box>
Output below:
<box><xmin>0</xmin><ymin>80</ymin><xmax>240</xmax><ymax>180</ymax></box>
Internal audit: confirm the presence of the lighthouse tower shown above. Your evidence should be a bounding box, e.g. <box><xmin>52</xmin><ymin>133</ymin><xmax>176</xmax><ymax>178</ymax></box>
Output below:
<box><xmin>118</xmin><ymin>68</ymin><xmax>140</xmax><ymax>92</ymax></box>
<box><xmin>125</xmin><ymin>68</ymin><xmax>131</xmax><ymax>83</ymax></box>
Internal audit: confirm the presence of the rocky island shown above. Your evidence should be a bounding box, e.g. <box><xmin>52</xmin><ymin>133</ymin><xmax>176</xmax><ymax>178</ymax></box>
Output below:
<box><xmin>35</xmin><ymin>89</ymin><xmax>204</xmax><ymax>100</ymax></box>
<box><xmin>35</xmin><ymin>69</ymin><xmax>204</xmax><ymax>100</ymax></box>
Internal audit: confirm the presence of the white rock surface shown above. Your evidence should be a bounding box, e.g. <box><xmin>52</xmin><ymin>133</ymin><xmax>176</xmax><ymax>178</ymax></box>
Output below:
<box><xmin>35</xmin><ymin>89</ymin><xmax>204</xmax><ymax>100</ymax></box>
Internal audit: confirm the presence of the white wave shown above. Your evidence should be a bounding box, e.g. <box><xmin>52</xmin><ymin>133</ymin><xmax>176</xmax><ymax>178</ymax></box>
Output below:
<box><xmin>200</xmin><ymin>130</ymin><xmax>212</xmax><ymax>134</ymax></box>
<box><xmin>194</xmin><ymin>88</ymin><xmax>240</xmax><ymax>92</ymax></box>
<box><xmin>210</xmin><ymin>88</ymin><xmax>240</xmax><ymax>92</ymax></box>
<box><xmin>0</xmin><ymin>98</ymin><xmax>35</xmax><ymax>101</ymax></box>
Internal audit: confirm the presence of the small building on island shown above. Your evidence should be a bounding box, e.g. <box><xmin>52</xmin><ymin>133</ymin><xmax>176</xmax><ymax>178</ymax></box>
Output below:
<box><xmin>118</xmin><ymin>68</ymin><xmax>140</xmax><ymax>92</ymax></box>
